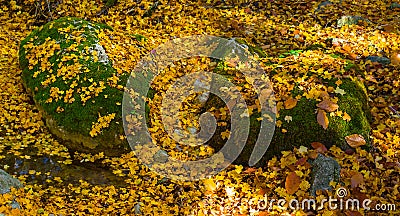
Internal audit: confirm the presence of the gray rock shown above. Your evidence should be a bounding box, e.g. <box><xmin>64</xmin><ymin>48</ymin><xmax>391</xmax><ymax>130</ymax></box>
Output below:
<box><xmin>366</xmin><ymin>56</ymin><xmax>391</xmax><ymax>65</ymax></box>
<box><xmin>337</xmin><ymin>16</ymin><xmax>370</xmax><ymax>28</ymax></box>
<box><xmin>315</xmin><ymin>1</ymin><xmax>333</xmax><ymax>12</ymax></box>
<box><xmin>389</xmin><ymin>2</ymin><xmax>400</xmax><ymax>9</ymax></box>
<box><xmin>88</xmin><ymin>44</ymin><xmax>109</xmax><ymax>64</ymax></box>
<box><xmin>0</xmin><ymin>169</ymin><xmax>22</xmax><ymax>211</ymax></box>
<box><xmin>153</xmin><ymin>150</ymin><xmax>169</xmax><ymax>163</ymax></box>
<box><xmin>0</xmin><ymin>169</ymin><xmax>22</xmax><ymax>194</ymax></box>
<box><xmin>310</xmin><ymin>154</ymin><xmax>341</xmax><ymax>196</ymax></box>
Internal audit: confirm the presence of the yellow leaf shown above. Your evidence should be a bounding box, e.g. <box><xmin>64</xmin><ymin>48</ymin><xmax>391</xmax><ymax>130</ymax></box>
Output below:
<box><xmin>284</xmin><ymin>97</ymin><xmax>298</xmax><ymax>109</ymax></box>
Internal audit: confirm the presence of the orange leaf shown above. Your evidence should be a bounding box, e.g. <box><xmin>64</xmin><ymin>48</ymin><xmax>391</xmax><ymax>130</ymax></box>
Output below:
<box><xmin>349</xmin><ymin>53</ymin><xmax>358</xmax><ymax>60</ymax></box>
<box><xmin>345</xmin><ymin>134</ymin><xmax>366</xmax><ymax>148</ymax></box>
<box><xmin>343</xmin><ymin>112</ymin><xmax>351</xmax><ymax>121</ymax></box>
<box><xmin>317</xmin><ymin>109</ymin><xmax>329</xmax><ymax>129</ymax></box>
<box><xmin>351</xmin><ymin>172</ymin><xmax>364</xmax><ymax>188</ymax></box>
<box><xmin>311</xmin><ymin>142</ymin><xmax>327</xmax><ymax>153</ymax></box>
<box><xmin>317</xmin><ymin>99</ymin><xmax>339</xmax><ymax>112</ymax></box>
<box><xmin>284</xmin><ymin>97</ymin><xmax>297</xmax><ymax>109</ymax></box>
<box><xmin>258</xmin><ymin>211</ymin><xmax>270</xmax><ymax>216</ymax></box>
<box><xmin>243</xmin><ymin>167</ymin><xmax>257</xmax><ymax>174</ymax></box>
<box><xmin>285</xmin><ymin>172</ymin><xmax>301</xmax><ymax>195</ymax></box>
<box><xmin>308</xmin><ymin>151</ymin><xmax>319</xmax><ymax>159</ymax></box>
<box><xmin>343</xmin><ymin>44</ymin><xmax>352</xmax><ymax>52</ymax></box>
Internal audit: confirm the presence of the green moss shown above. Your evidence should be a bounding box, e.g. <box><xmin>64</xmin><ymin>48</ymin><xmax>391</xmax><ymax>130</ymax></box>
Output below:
<box><xmin>205</xmin><ymin>75</ymin><xmax>371</xmax><ymax>166</ymax></box>
<box><xmin>19</xmin><ymin>17</ymin><xmax>131</xmax><ymax>155</ymax></box>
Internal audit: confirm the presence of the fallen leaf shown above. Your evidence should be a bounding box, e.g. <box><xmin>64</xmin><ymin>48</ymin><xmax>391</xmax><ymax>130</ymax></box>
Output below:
<box><xmin>351</xmin><ymin>172</ymin><xmax>364</xmax><ymax>188</ymax></box>
<box><xmin>317</xmin><ymin>99</ymin><xmax>339</xmax><ymax>112</ymax></box>
<box><xmin>345</xmin><ymin>134</ymin><xmax>366</xmax><ymax>148</ymax></box>
<box><xmin>317</xmin><ymin>109</ymin><xmax>329</xmax><ymax>129</ymax></box>
<box><xmin>308</xmin><ymin>151</ymin><xmax>319</xmax><ymax>159</ymax></box>
<box><xmin>345</xmin><ymin>211</ymin><xmax>363</xmax><ymax>216</ymax></box>
<box><xmin>284</xmin><ymin>97</ymin><xmax>297</xmax><ymax>109</ymax></box>
<box><xmin>334</xmin><ymin>86</ymin><xmax>346</xmax><ymax>95</ymax></box>
<box><xmin>343</xmin><ymin>112</ymin><xmax>351</xmax><ymax>121</ymax></box>
<box><xmin>285</xmin><ymin>172</ymin><xmax>301</xmax><ymax>195</ymax></box>
<box><xmin>203</xmin><ymin>179</ymin><xmax>217</xmax><ymax>192</ymax></box>
<box><xmin>311</xmin><ymin>142</ymin><xmax>328</xmax><ymax>153</ymax></box>
<box><xmin>243</xmin><ymin>167</ymin><xmax>257</xmax><ymax>174</ymax></box>
<box><xmin>295</xmin><ymin>157</ymin><xmax>307</xmax><ymax>166</ymax></box>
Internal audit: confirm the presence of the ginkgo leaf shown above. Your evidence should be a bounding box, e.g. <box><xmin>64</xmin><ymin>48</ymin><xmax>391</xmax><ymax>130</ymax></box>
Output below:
<box><xmin>203</xmin><ymin>179</ymin><xmax>217</xmax><ymax>192</ymax></box>
<box><xmin>345</xmin><ymin>134</ymin><xmax>366</xmax><ymax>148</ymax></box>
<box><xmin>351</xmin><ymin>172</ymin><xmax>364</xmax><ymax>188</ymax></box>
<box><xmin>317</xmin><ymin>108</ymin><xmax>329</xmax><ymax>129</ymax></box>
<box><xmin>334</xmin><ymin>87</ymin><xmax>346</xmax><ymax>95</ymax></box>
<box><xmin>343</xmin><ymin>112</ymin><xmax>351</xmax><ymax>121</ymax></box>
<box><xmin>284</xmin><ymin>97</ymin><xmax>297</xmax><ymax>109</ymax></box>
<box><xmin>317</xmin><ymin>99</ymin><xmax>339</xmax><ymax>112</ymax></box>
<box><xmin>285</xmin><ymin>172</ymin><xmax>301</xmax><ymax>195</ymax></box>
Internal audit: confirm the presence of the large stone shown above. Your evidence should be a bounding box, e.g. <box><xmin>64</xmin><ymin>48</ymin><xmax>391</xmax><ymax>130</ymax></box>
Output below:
<box><xmin>310</xmin><ymin>154</ymin><xmax>341</xmax><ymax>196</ymax></box>
<box><xmin>19</xmin><ymin>17</ymin><xmax>131</xmax><ymax>156</ymax></box>
<box><xmin>337</xmin><ymin>16</ymin><xmax>370</xmax><ymax>28</ymax></box>
<box><xmin>365</xmin><ymin>56</ymin><xmax>391</xmax><ymax>65</ymax></box>
<box><xmin>0</xmin><ymin>169</ymin><xmax>22</xmax><ymax>194</ymax></box>
<box><xmin>203</xmin><ymin>69</ymin><xmax>371</xmax><ymax>166</ymax></box>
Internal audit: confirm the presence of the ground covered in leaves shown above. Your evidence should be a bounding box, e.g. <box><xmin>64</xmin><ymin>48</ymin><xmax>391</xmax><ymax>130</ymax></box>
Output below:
<box><xmin>0</xmin><ymin>0</ymin><xmax>399</xmax><ymax>215</ymax></box>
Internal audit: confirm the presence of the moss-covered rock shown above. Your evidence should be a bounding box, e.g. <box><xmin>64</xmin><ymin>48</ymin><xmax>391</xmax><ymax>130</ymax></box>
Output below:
<box><xmin>19</xmin><ymin>17</ymin><xmax>131</xmax><ymax>156</ymax></box>
<box><xmin>204</xmin><ymin>72</ymin><xmax>371</xmax><ymax>166</ymax></box>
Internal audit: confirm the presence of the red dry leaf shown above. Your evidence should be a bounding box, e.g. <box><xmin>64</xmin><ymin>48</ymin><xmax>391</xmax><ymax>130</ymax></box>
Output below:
<box><xmin>243</xmin><ymin>167</ymin><xmax>257</xmax><ymax>174</ymax></box>
<box><xmin>317</xmin><ymin>109</ymin><xmax>329</xmax><ymax>129</ymax></box>
<box><xmin>311</xmin><ymin>142</ymin><xmax>328</xmax><ymax>153</ymax></box>
<box><xmin>284</xmin><ymin>97</ymin><xmax>298</xmax><ymax>109</ymax></box>
<box><xmin>285</xmin><ymin>172</ymin><xmax>301</xmax><ymax>195</ymax></box>
<box><xmin>317</xmin><ymin>99</ymin><xmax>339</xmax><ymax>112</ymax></box>
<box><xmin>345</xmin><ymin>134</ymin><xmax>366</xmax><ymax>148</ymax></box>
<box><xmin>295</xmin><ymin>157</ymin><xmax>307</xmax><ymax>166</ymax></box>
<box><xmin>351</xmin><ymin>172</ymin><xmax>364</xmax><ymax>188</ymax></box>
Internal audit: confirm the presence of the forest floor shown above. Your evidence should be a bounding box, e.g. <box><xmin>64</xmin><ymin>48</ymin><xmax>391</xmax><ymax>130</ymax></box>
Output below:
<box><xmin>0</xmin><ymin>0</ymin><xmax>399</xmax><ymax>215</ymax></box>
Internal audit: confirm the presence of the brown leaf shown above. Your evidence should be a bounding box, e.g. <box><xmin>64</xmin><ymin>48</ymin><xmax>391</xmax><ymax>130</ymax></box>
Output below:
<box><xmin>311</xmin><ymin>142</ymin><xmax>328</xmax><ymax>153</ymax></box>
<box><xmin>317</xmin><ymin>99</ymin><xmax>339</xmax><ymax>112</ymax></box>
<box><xmin>345</xmin><ymin>134</ymin><xmax>366</xmax><ymax>148</ymax></box>
<box><xmin>284</xmin><ymin>97</ymin><xmax>298</xmax><ymax>109</ymax></box>
<box><xmin>243</xmin><ymin>167</ymin><xmax>257</xmax><ymax>174</ymax></box>
<box><xmin>345</xmin><ymin>211</ymin><xmax>363</xmax><ymax>216</ymax></box>
<box><xmin>317</xmin><ymin>109</ymin><xmax>329</xmax><ymax>129</ymax></box>
<box><xmin>285</xmin><ymin>172</ymin><xmax>301</xmax><ymax>195</ymax></box>
<box><xmin>295</xmin><ymin>157</ymin><xmax>307</xmax><ymax>166</ymax></box>
<box><xmin>351</xmin><ymin>172</ymin><xmax>364</xmax><ymax>188</ymax></box>
<box><xmin>308</xmin><ymin>151</ymin><xmax>319</xmax><ymax>159</ymax></box>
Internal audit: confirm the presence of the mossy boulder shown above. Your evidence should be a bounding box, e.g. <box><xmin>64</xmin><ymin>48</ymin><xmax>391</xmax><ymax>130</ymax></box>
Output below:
<box><xmin>204</xmin><ymin>72</ymin><xmax>371</xmax><ymax>166</ymax></box>
<box><xmin>19</xmin><ymin>17</ymin><xmax>131</xmax><ymax>156</ymax></box>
